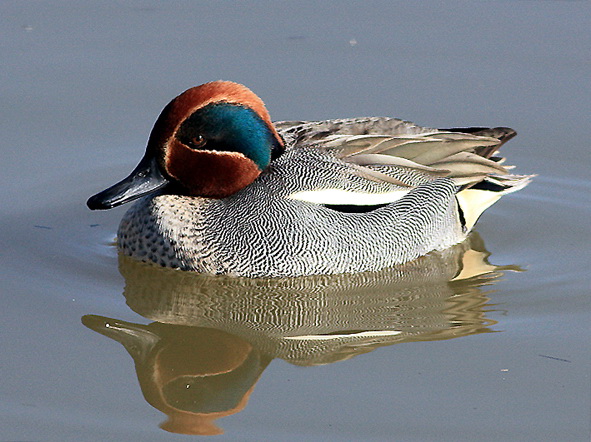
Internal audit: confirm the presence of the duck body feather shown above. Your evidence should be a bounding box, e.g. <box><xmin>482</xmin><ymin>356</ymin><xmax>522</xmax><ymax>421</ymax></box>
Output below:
<box><xmin>116</xmin><ymin>116</ymin><xmax>530</xmax><ymax>277</ymax></box>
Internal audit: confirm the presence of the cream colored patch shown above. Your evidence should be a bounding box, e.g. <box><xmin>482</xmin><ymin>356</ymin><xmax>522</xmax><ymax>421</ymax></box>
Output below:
<box><xmin>289</xmin><ymin>188</ymin><xmax>410</xmax><ymax>205</ymax></box>
<box><xmin>456</xmin><ymin>189</ymin><xmax>502</xmax><ymax>231</ymax></box>
<box><xmin>451</xmin><ymin>249</ymin><xmax>497</xmax><ymax>281</ymax></box>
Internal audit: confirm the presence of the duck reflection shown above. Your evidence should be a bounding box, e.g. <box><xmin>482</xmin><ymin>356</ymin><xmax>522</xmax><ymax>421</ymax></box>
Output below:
<box><xmin>82</xmin><ymin>232</ymin><xmax>518</xmax><ymax>435</ymax></box>
<box><xmin>82</xmin><ymin>316</ymin><xmax>268</xmax><ymax>435</ymax></box>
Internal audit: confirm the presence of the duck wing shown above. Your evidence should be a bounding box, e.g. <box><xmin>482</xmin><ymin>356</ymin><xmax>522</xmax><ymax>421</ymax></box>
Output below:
<box><xmin>278</xmin><ymin>118</ymin><xmax>532</xmax><ymax>211</ymax></box>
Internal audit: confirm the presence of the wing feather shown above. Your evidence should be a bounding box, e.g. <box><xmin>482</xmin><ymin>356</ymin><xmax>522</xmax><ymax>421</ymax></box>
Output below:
<box><xmin>277</xmin><ymin>118</ymin><xmax>527</xmax><ymax>207</ymax></box>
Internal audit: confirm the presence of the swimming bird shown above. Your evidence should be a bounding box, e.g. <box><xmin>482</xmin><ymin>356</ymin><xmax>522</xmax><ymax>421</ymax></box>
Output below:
<box><xmin>87</xmin><ymin>81</ymin><xmax>531</xmax><ymax>277</ymax></box>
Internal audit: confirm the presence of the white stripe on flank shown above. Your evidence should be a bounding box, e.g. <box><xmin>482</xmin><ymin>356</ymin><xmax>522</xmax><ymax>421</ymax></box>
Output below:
<box><xmin>288</xmin><ymin>188</ymin><xmax>409</xmax><ymax>205</ymax></box>
<box><xmin>283</xmin><ymin>330</ymin><xmax>402</xmax><ymax>341</ymax></box>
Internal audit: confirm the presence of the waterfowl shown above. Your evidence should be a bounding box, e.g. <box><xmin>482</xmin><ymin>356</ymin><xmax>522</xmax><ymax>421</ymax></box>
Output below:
<box><xmin>87</xmin><ymin>81</ymin><xmax>531</xmax><ymax>277</ymax></box>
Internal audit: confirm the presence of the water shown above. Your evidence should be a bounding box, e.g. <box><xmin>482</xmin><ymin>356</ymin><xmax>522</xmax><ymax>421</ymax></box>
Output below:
<box><xmin>1</xmin><ymin>1</ymin><xmax>589</xmax><ymax>440</ymax></box>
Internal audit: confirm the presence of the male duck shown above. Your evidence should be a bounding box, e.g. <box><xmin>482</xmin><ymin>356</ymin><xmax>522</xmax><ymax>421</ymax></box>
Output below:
<box><xmin>88</xmin><ymin>81</ymin><xmax>531</xmax><ymax>277</ymax></box>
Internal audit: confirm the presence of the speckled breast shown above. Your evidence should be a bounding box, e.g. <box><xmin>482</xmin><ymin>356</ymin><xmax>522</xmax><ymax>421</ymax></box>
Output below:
<box><xmin>116</xmin><ymin>177</ymin><xmax>465</xmax><ymax>277</ymax></box>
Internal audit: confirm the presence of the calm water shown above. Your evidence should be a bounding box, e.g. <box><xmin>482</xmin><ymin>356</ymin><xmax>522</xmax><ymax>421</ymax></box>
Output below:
<box><xmin>2</xmin><ymin>1</ymin><xmax>590</xmax><ymax>440</ymax></box>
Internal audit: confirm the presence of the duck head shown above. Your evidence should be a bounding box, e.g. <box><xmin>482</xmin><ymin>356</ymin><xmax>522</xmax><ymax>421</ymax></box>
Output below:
<box><xmin>87</xmin><ymin>81</ymin><xmax>284</xmax><ymax>210</ymax></box>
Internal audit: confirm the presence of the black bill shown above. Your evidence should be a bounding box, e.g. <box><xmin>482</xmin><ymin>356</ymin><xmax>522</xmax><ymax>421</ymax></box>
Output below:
<box><xmin>87</xmin><ymin>155</ymin><xmax>170</xmax><ymax>210</ymax></box>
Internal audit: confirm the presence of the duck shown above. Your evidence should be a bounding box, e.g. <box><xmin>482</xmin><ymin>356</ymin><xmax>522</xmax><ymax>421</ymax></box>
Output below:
<box><xmin>87</xmin><ymin>80</ymin><xmax>532</xmax><ymax>277</ymax></box>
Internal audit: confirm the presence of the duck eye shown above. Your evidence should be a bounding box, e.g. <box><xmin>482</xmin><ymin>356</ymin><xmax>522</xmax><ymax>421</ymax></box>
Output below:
<box><xmin>187</xmin><ymin>134</ymin><xmax>206</xmax><ymax>149</ymax></box>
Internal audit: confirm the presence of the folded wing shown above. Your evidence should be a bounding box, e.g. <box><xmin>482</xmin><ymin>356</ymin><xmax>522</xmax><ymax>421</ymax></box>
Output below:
<box><xmin>278</xmin><ymin>118</ymin><xmax>533</xmax><ymax>225</ymax></box>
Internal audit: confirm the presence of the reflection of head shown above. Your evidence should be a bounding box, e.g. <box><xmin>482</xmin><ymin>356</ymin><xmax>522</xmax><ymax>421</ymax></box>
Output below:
<box><xmin>160</xmin><ymin>413</ymin><xmax>223</xmax><ymax>436</ymax></box>
<box><xmin>82</xmin><ymin>317</ymin><xmax>270</xmax><ymax>435</ymax></box>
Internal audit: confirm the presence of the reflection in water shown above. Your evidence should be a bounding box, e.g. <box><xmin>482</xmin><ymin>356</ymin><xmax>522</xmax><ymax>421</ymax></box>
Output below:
<box><xmin>82</xmin><ymin>233</ymin><xmax>519</xmax><ymax>435</ymax></box>
<box><xmin>82</xmin><ymin>317</ymin><xmax>268</xmax><ymax>435</ymax></box>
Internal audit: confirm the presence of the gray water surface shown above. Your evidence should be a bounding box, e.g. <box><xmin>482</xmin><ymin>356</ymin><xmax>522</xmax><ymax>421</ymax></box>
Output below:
<box><xmin>1</xmin><ymin>1</ymin><xmax>590</xmax><ymax>440</ymax></box>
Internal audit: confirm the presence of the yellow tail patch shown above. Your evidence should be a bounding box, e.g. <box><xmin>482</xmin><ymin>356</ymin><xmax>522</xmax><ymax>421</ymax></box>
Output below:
<box><xmin>456</xmin><ymin>189</ymin><xmax>502</xmax><ymax>231</ymax></box>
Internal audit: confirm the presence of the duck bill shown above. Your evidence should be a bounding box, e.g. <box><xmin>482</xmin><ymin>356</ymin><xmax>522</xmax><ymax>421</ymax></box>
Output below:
<box><xmin>87</xmin><ymin>155</ymin><xmax>170</xmax><ymax>210</ymax></box>
<box><xmin>81</xmin><ymin>315</ymin><xmax>160</xmax><ymax>362</ymax></box>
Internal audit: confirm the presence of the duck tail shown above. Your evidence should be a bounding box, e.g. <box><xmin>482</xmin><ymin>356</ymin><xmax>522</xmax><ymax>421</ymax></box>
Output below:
<box><xmin>456</xmin><ymin>173</ymin><xmax>533</xmax><ymax>231</ymax></box>
<box><xmin>444</xmin><ymin>126</ymin><xmax>533</xmax><ymax>231</ymax></box>
<box><xmin>442</xmin><ymin>126</ymin><xmax>517</xmax><ymax>158</ymax></box>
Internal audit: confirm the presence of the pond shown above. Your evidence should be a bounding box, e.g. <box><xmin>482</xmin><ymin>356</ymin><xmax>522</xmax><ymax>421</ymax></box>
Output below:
<box><xmin>2</xmin><ymin>1</ymin><xmax>589</xmax><ymax>440</ymax></box>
